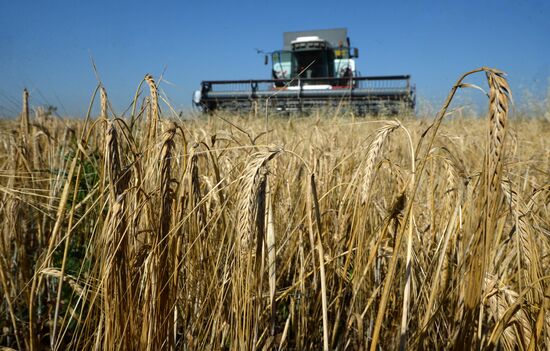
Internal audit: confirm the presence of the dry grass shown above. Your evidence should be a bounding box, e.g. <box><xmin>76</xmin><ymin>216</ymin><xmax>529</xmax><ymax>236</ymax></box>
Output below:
<box><xmin>0</xmin><ymin>68</ymin><xmax>549</xmax><ymax>350</ymax></box>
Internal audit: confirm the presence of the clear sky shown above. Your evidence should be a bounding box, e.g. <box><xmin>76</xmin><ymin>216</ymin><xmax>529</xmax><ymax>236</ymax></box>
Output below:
<box><xmin>1</xmin><ymin>0</ymin><xmax>549</xmax><ymax>117</ymax></box>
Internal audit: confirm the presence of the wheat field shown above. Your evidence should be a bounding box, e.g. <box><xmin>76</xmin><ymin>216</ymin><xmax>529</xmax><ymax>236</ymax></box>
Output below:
<box><xmin>1</xmin><ymin>68</ymin><xmax>549</xmax><ymax>350</ymax></box>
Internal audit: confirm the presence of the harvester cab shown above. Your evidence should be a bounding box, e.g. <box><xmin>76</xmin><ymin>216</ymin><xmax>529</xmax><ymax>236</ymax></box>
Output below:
<box><xmin>271</xmin><ymin>31</ymin><xmax>357</xmax><ymax>85</ymax></box>
<box><xmin>194</xmin><ymin>28</ymin><xmax>415</xmax><ymax>115</ymax></box>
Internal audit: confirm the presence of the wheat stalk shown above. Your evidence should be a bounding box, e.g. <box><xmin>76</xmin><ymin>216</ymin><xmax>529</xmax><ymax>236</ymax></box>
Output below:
<box><xmin>484</xmin><ymin>276</ymin><xmax>532</xmax><ymax>350</ymax></box>
<box><xmin>234</xmin><ymin>147</ymin><xmax>280</xmax><ymax>349</ymax></box>
<box><xmin>100</xmin><ymin>119</ymin><xmax>135</xmax><ymax>350</ymax></box>
<box><xmin>455</xmin><ymin>67</ymin><xmax>512</xmax><ymax>350</ymax></box>
<box><xmin>140</xmin><ymin>121</ymin><xmax>177</xmax><ymax>350</ymax></box>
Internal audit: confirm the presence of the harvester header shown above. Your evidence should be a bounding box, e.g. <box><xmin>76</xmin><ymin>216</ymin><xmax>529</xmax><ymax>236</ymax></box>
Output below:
<box><xmin>193</xmin><ymin>28</ymin><xmax>415</xmax><ymax>115</ymax></box>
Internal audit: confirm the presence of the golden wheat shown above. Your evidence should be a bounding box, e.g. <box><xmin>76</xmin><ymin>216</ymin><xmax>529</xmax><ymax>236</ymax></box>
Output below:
<box><xmin>0</xmin><ymin>68</ymin><xmax>549</xmax><ymax>350</ymax></box>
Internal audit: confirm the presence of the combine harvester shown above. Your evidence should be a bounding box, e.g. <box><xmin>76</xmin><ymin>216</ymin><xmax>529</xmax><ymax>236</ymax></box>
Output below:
<box><xmin>193</xmin><ymin>28</ymin><xmax>415</xmax><ymax>115</ymax></box>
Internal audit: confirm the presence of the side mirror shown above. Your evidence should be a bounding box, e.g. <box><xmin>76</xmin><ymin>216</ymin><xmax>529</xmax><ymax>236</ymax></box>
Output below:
<box><xmin>264</xmin><ymin>55</ymin><xmax>269</xmax><ymax>65</ymax></box>
<box><xmin>353</xmin><ymin>48</ymin><xmax>359</xmax><ymax>58</ymax></box>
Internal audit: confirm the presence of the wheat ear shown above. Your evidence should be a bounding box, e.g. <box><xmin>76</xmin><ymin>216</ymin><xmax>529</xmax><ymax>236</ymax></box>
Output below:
<box><xmin>237</xmin><ymin>148</ymin><xmax>281</xmax><ymax>254</ymax></box>
<box><xmin>485</xmin><ymin>68</ymin><xmax>511</xmax><ymax>197</ymax></box>
<box><xmin>20</xmin><ymin>88</ymin><xmax>30</xmax><ymax>143</ymax></box>
<box><xmin>361</xmin><ymin>121</ymin><xmax>400</xmax><ymax>204</ymax></box>
<box><xmin>145</xmin><ymin>74</ymin><xmax>159</xmax><ymax>145</ymax></box>
<box><xmin>100</xmin><ymin>86</ymin><xmax>108</xmax><ymax>120</ymax></box>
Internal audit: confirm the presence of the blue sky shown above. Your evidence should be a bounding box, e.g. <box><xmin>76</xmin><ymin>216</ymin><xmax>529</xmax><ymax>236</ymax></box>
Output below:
<box><xmin>1</xmin><ymin>0</ymin><xmax>549</xmax><ymax>116</ymax></box>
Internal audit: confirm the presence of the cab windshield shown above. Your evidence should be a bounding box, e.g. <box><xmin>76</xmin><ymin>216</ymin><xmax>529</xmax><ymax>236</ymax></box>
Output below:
<box><xmin>293</xmin><ymin>49</ymin><xmax>332</xmax><ymax>79</ymax></box>
<box><xmin>271</xmin><ymin>51</ymin><xmax>294</xmax><ymax>79</ymax></box>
